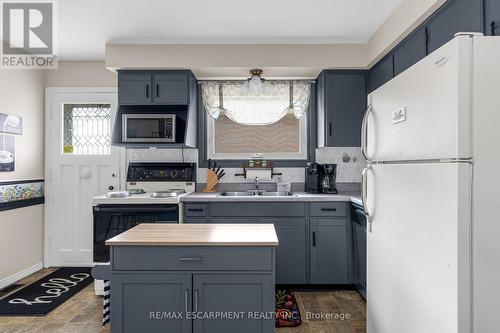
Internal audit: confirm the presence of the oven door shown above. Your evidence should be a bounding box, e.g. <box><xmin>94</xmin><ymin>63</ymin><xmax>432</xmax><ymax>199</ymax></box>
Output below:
<box><xmin>93</xmin><ymin>204</ymin><xmax>178</xmax><ymax>262</ymax></box>
<box><xmin>122</xmin><ymin>114</ymin><xmax>176</xmax><ymax>142</ymax></box>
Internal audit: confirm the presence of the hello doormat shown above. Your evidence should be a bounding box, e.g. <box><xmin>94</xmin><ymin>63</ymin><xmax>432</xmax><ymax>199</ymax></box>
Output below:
<box><xmin>0</xmin><ymin>267</ymin><xmax>92</xmax><ymax>316</ymax></box>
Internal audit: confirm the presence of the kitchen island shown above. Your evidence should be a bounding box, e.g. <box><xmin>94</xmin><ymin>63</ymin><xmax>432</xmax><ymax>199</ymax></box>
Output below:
<box><xmin>106</xmin><ymin>223</ymin><xmax>278</xmax><ymax>333</ymax></box>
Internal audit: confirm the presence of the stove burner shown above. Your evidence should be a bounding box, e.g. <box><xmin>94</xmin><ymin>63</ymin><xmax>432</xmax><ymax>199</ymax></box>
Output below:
<box><xmin>128</xmin><ymin>189</ymin><xmax>146</xmax><ymax>195</ymax></box>
<box><xmin>106</xmin><ymin>191</ymin><xmax>131</xmax><ymax>198</ymax></box>
<box><xmin>151</xmin><ymin>189</ymin><xmax>186</xmax><ymax>198</ymax></box>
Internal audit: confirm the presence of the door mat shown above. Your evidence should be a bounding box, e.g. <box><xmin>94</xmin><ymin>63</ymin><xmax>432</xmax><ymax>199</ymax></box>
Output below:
<box><xmin>0</xmin><ymin>267</ymin><xmax>92</xmax><ymax>316</ymax></box>
<box><xmin>275</xmin><ymin>290</ymin><xmax>302</xmax><ymax>327</ymax></box>
<box><xmin>0</xmin><ymin>284</ymin><xmax>24</xmax><ymax>300</ymax></box>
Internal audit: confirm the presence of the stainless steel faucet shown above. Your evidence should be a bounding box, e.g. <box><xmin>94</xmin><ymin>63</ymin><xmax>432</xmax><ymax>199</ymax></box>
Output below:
<box><xmin>254</xmin><ymin>177</ymin><xmax>259</xmax><ymax>191</ymax></box>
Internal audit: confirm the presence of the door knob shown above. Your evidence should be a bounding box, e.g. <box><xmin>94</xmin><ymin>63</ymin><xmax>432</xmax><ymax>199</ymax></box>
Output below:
<box><xmin>108</xmin><ymin>185</ymin><xmax>114</xmax><ymax>191</ymax></box>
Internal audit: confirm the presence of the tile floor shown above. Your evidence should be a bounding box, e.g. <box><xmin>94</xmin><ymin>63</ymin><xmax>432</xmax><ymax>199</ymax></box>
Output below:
<box><xmin>0</xmin><ymin>269</ymin><xmax>366</xmax><ymax>333</ymax></box>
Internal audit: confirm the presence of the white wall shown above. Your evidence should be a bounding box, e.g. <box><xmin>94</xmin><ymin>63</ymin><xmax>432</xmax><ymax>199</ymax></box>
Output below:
<box><xmin>0</xmin><ymin>70</ymin><xmax>45</xmax><ymax>283</ymax></box>
<box><xmin>44</xmin><ymin>61</ymin><xmax>117</xmax><ymax>87</ymax></box>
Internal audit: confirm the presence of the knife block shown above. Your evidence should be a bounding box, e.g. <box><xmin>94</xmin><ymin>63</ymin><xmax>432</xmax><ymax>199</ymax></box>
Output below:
<box><xmin>203</xmin><ymin>169</ymin><xmax>219</xmax><ymax>192</ymax></box>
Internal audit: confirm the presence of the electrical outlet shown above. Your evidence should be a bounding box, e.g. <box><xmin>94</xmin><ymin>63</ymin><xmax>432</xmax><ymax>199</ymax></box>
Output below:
<box><xmin>392</xmin><ymin>107</ymin><xmax>406</xmax><ymax>124</ymax></box>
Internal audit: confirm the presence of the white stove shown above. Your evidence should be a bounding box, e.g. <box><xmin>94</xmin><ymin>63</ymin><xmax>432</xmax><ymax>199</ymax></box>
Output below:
<box><xmin>92</xmin><ymin>162</ymin><xmax>196</xmax><ymax>205</ymax></box>
<box><xmin>92</xmin><ymin>162</ymin><xmax>196</xmax><ymax>295</ymax></box>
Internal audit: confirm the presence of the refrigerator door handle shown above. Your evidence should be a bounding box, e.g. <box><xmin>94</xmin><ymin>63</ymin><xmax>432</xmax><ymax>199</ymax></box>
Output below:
<box><xmin>362</xmin><ymin>164</ymin><xmax>373</xmax><ymax>231</ymax></box>
<box><xmin>361</xmin><ymin>104</ymin><xmax>373</xmax><ymax>161</ymax></box>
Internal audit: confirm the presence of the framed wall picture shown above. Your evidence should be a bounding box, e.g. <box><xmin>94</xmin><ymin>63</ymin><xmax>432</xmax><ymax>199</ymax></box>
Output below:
<box><xmin>0</xmin><ymin>134</ymin><xmax>15</xmax><ymax>172</ymax></box>
<box><xmin>0</xmin><ymin>113</ymin><xmax>22</xmax><ymax>135</ymax></box>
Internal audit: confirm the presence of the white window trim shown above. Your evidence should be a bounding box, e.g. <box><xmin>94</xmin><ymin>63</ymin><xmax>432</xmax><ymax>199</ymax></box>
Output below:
<box><xmin>206</xmin><ymin>114</ymin><xmax>308</xmax><ymax>160</ymax></box>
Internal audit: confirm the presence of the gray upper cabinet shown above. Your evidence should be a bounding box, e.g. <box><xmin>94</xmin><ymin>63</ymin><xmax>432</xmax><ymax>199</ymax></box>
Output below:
<box><xmin>154</xmin><ymin>73</ymin><xmax>189</xmax><ymax>105</ymax></box>
<box><xmin>368</xmin><ymin>0</ymin><xmax>484</xmax><ymax>92</ymax></box>
<box><xmin>118</xmin><ymin>70</ymin><xmax>193</xmax><ymax>106</ymax></box>
<box><xmin>426</xmin><ymin>0</ymin><xmax>483</xmax><ymax>53</ymax></box>
<box><xmin>310</xmin><ymin>218</ymin><xmax>348</xmax><ymax>284</ymax></box>
<box><xmin>262</xmin><ymin>219</ymin><xmax>308</xmax><ymax>285</ymax></box>
<box><xmin>368</xmin><ymin>55</ymin><xmax>394</xmax><ymax>93</ymax></box>
<box><xmin>393</xmin><ymin>28</ymin><xmax>428</xmax><ymax>76</ymax></box>
<box><xmin>317</xmin><ymin>71</ymin><xmax>367</xmax><ymax>147</ymax></box>
<box><xmin>118</xmin><ymin>73</ymin><xmax>153</xmax><ymax>105</ymax></box>
<box><xmin>193</xmin><ymin>274</ymin><xmax>274</xmax><ymax>333</ymax></box>
<box><xmin>485</xmin><ymin>0</ymin><xmax>500</xmax><ymax>36</ymax></box>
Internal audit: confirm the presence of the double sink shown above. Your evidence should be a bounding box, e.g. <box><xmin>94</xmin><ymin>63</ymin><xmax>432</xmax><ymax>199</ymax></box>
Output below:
<box><xmin>218</xmin><ymin>191</ymin><xmax>295</xmax><ymax>197</ymax></box>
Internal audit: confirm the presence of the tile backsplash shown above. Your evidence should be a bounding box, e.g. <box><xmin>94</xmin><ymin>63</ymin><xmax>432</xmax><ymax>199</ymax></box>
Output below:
<box><xmin>315</xmin><ymin>147</ymin><xmax>367</xmax><ymax>183</ymax></box>
<box><xmin>127</xmin><ymin>147</ymin><xmax>366</xmax><ymax>185</ymax></box>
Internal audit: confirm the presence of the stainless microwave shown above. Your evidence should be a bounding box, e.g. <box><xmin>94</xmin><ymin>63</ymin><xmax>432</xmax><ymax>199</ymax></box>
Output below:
<box><xmin>122</xmin><ymin>114</ymin><xmax>176</xmax><ymax>143</ymax></box>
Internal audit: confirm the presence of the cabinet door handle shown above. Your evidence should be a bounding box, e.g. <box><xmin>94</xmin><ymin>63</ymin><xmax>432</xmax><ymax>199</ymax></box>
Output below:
<box><xmin>425</xmin><ymin>27</ymin><xmax>430</xmax><ymax>54</ymax></box>
<box><xmin>156</xmin><ymin>84</ymin><xmax>159</xmax><ymax>97</ymax></box>
<box><xmin>180</xmin><ymin>256</ymin><xmax>204</xmax><ymax>262</ymax></box>
<box><xmin>321</xmin><ymin>208</ymin><xmax>337</xmax><ymax>212</ymax></box>
<box><xmin>312</xmin><ymin>232</ymin><xmax>316</xmax><ymax>247</ymax></box>
<box><xmin>145</xmin><ymin>84</ymin><xmax>149</xmax><ymax>98</ymax></box>
<box><xmin>328</xmin><ymin>122</ymin><xmax>332</xmax><ymax>136</ymax></box>
<box><xmin>184</xmin><ymin>289</ymin><xmax>189</xmax><ymax>313</ymax></box>
<box><xmin>188</xmin><ymin>208</ymin><xmax>204</xmax><ymax>212</ymax></box>
<box><xmin>194</xmin><ymin>289</ymin><xmax>199</xmax><ymax>313</ymax></box>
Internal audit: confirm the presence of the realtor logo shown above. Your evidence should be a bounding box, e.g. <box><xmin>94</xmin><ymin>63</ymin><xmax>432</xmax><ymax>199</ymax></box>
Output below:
<box><xmin>1</xmin><ymin>1</ymin><xmax>57</xmax><ymax>68</ymax></box>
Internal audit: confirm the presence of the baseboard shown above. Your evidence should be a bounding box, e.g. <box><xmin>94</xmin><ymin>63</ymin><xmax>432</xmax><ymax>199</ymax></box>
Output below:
<box><xmin>0</xmin><ymin>262</ymin><xmax>44</xmax><ymax>290</ymax></box>
<box><xmin>45</xmin><ymin>262</ymin><xmax>94</xmax><ymax>268</ymax></box>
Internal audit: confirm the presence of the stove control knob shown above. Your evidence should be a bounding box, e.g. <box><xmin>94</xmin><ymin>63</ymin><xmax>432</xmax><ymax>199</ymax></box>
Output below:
<box><xmin>170</xmin><ymin>170</ymin><xmax>178</xmax><ymax>178</ymax></box>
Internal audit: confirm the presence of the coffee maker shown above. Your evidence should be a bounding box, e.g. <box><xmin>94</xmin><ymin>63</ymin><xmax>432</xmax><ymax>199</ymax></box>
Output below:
<box><xmin>305</xmin><ymin>162</ymin><xmax>320</xmax><ymax>193</ymax></box>
<box><xmin>318</xmin><ymin>164</ymin><xmax>338</xmax><ymax>194</ymax></box>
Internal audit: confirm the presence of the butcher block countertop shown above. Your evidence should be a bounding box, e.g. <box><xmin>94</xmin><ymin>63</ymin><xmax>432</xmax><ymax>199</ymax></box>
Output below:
<box><xmin>105</xmin><ymin>223</ymin><xmax>279</xmax><ymax>246</ymax></box>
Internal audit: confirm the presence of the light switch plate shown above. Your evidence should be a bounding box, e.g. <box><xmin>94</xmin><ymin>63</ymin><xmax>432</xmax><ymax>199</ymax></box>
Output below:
<box><xmin>392</xmin><ymin>107</ymin><xmax>406</xmax><ymax>124</ymax></box>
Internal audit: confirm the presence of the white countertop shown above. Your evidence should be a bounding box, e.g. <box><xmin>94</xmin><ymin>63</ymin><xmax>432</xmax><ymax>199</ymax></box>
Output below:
<box><xmin>181</xmin><ymin>192</ymin><xmax>362</xmax><ymax>204</ymax></box>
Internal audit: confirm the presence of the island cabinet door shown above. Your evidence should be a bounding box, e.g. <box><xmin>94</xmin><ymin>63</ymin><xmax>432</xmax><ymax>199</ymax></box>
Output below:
<box><xmin>192</xmin><ymin>274</ymin><xmax>275</xmax><ymax>333</ymax></box>
<box><xmin>111</xmin><ymin>273</ymin><xmax>192</xmax><ymax>333</ymax></box>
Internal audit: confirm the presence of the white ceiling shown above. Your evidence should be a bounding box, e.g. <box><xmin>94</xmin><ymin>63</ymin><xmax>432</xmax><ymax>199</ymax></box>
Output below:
<box><xmin>57</xmin><ymin>0</ymin><xmax>404</xmax><ymax>60</ymax></box>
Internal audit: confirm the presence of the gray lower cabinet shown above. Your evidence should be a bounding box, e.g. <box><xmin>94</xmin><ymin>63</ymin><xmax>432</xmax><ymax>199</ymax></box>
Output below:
<box><xmin>192</xmin><ymin>274</ymin><xmax>274</xmax><ymax>333</ymax></box>
<box><xmin>310</xmin><ymin>218</ymin><xmax>348</xmax><ymax>284</ymax></box>
<box><xmin>352</xmin><ymin>220</ymin><xmax>367</xmax><ymax>291</ymax></box>
<box><xmin>262</xmin><ymin>219</ymin><xmax>308</xmax><ymax>284</ymax></box>
<box><xmin>209</xmin><ymin>218</ymin><xmax>259</xmax><ymax>224</ymax></box>
<box><xmin>112</xmin><ymin>273</ymin><xmax>192</xmax><ymax>333</ymax></box>
<box><xmin>182</xmin><ymin>201</ymin><xmax>352</xmax><ymax>286</ymax></box>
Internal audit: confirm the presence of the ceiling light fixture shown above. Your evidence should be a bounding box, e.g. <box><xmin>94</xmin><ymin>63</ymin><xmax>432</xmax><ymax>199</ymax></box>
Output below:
<box><xmin>247</xmin><ymin>69</ymin><xmax>265</xmax><ymax>93</ymax></box>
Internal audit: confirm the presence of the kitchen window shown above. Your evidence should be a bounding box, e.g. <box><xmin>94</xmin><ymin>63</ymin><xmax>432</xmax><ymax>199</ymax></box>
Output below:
<box><xmin>202</xmin><ymin>81</ymin><xmax>310</xmax><ymax>160</ymax></box>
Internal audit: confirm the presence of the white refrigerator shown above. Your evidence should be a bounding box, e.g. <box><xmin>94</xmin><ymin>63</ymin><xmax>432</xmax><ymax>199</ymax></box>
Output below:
<box><xmin>363</xmin><ymin>33</ymin><xmax>500</xmax><ymax>333</ymax></box>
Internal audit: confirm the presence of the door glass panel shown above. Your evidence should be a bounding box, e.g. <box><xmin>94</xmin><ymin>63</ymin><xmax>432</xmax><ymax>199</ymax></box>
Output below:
<box><xmin>63</xmin><ymin>103</ymin><xmax>111</xmax><ymax>155</ymax></box>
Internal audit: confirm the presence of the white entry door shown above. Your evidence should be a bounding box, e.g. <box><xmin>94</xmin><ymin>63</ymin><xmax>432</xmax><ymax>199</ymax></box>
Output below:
<box><xmin>45</xmin><ymin>88</ymin><xmax>122</xmax><ymax>266</ymax></box>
